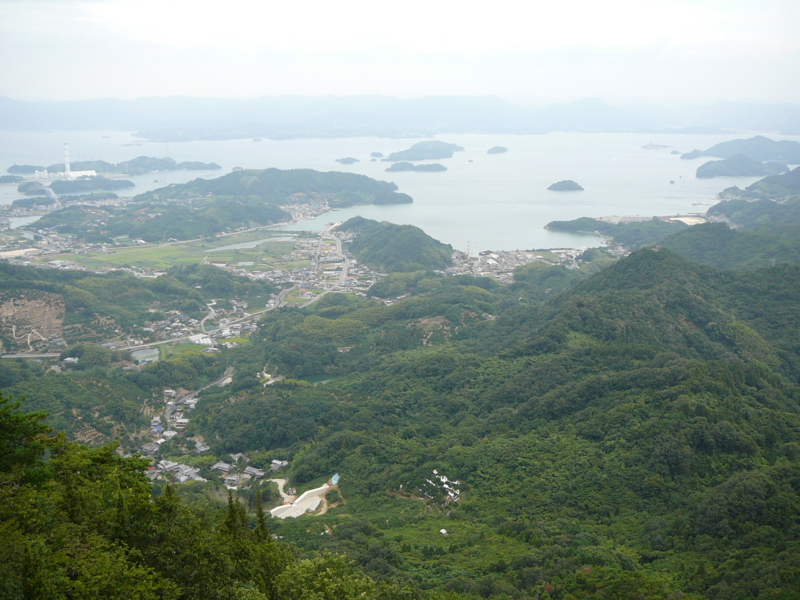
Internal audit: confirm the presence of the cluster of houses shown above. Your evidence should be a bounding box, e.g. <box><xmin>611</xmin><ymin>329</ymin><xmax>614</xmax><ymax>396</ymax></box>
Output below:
<box><xmin>148</xmin><ymin>459</ymin><xmax>207</xmax><ymax>483</ymax></box>
<box><xmin>447</xmin><ymin>249</ymin><xmax>552</xmax><ymax>283</ymax></box>
<box><xmin>210</xmin><ymin>456</ymin><xmax>289</xmax><ymax>489</ymax></box>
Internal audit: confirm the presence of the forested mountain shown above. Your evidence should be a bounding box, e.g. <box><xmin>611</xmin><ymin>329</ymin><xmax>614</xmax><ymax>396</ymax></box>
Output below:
<box><xmin>681</xmin><ymin>135</ymin><xmax>800</xmax><ymax>162</ymax></box>
<box><xmin>186</xmin><ymin>246</ymin><xmax>800</xmax><ymax>599</ymax></box>
<box><xmin>4</xmin><ymin>218</ymin><xmax>800</xmax><ymax>598</ymax></box>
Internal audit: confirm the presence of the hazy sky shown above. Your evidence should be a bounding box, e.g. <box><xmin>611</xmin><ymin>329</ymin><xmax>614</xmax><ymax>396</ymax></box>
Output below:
<box><xmin>1</xmin><ymin>0</ymin><xmax>798</xmax><ymax>103</ymax></box>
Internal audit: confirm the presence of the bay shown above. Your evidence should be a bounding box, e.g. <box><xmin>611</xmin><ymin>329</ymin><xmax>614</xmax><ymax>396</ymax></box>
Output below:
<box><xmin>2</xmin><ymin>130</ymin><xmax>797</xmax><ymax>251</ymax></box>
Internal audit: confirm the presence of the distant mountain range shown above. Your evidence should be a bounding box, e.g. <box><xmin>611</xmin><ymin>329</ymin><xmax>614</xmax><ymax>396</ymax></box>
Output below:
<box><xmin>1</xmin><ymin>95</ymin><xmax>799</xmax><ymax>140</ymax></box>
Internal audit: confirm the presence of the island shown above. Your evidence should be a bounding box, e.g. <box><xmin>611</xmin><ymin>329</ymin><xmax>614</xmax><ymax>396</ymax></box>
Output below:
<box><xmin>384</xmin><ymin>140</ymin><xmax>465</xmax><ymax>162</ymax></box>
<box><xmin>10</xmin><ymin>156</ymin><xmax>221</xmax><ymax>177</ymax></box>
<box><xmin>18</xmin><ymin>177</ymin><xmax>135</xmax><ymax>195</ymax></box>
<box><xmin>642</xmin><ymin>143</ymin><xmax>668</xmax><ymax>150</ymax></box>
<box><xmin>335</xmin><ymin>157</ymin><xmax>359</xmax><ymax>165</ymax></box>
<box><xmin>681</xmin><ymin>135</ymin><xmax>800</xmax><ymax>163</ymax></box>
<box><xmin>370</xmin><ymin>152</ymin><xmax>384</xmax><ymax>158</ymax></box>
<box><xmin>487</xmin><ymin>146</ymin><xmax>508</xmax><ymax>154</ymax></box>
<box><xmin>548</xmin><ymin>180</ymin><xmax>584</xmax><ymax>191</ymax></box>
<box><xmin>7</xmin><ymin>164</ymin><xmax>44</xmax><ymax>174</ymax></box>
<box><xmin>696</xmin><ymin>154</ymin><xmax>789</xmax><ymax>179</ymax></box>
<box><xmin>385</xmin><ymin>162</ymin><xmax>447</xmax><ymax>173</ymax></box>
<box><xmin>0</xmin><ymin>175</ymin><xmax>23</xmax><ymax>184</ymax></box>
<box><xmin>671</xmin><ymin>150</ymin><xmax>680</xmax><ymax>155</ymax></box>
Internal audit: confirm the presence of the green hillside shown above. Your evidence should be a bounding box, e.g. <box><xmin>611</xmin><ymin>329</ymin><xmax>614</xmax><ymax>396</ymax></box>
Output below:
<box><xmin>4</xmin><ymin>219</ymin><xmax>800</xmax><ymax>599</ymax></box>
<box><xmin>721</xmin><ymin>165</ymin><xmax>800</xmax><ymax>202</ymax></box>
<box><xmin>695</xmin><ymin>154</ymin><xmax>787</xmax><ymax>178</ymax></box>
<box><xmin>182</xmin><ymin>246</ymin><xmax>800</xmax><ymax>598</ymax></box>
<box><xmin>338</xmin><ymin>216</ymin><xmax>453</xmax><ymax>272</ymax></box>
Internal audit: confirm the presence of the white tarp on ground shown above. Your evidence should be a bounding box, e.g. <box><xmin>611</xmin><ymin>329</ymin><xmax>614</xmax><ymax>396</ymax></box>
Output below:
<box><xmin>270</xmin><ymin>483</ymin><xmax>330</xmax><ymax>519</ymax></box>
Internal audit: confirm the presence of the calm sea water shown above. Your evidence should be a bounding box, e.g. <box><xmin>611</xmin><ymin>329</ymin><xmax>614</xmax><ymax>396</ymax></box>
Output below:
<box><xmin>2</xmin><ymin>130</ymin><xmax>797</xmax><ymax>251</ymax></box>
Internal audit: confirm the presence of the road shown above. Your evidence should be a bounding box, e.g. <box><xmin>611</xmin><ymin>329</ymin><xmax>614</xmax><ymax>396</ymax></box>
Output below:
<box><xmin>164</xmin><ymin>366</ymin><xmax>235</xmax><ymax>425</ymax></box>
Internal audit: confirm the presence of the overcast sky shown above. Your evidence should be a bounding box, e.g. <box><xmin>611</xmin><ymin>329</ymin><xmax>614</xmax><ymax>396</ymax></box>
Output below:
<box><xmin>1</xmin><ymin>0</ymin><xmax>798</xmax><ymax>104</ymax></box>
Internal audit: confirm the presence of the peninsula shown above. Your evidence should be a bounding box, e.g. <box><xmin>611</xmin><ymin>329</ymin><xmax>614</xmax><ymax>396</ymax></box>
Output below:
<box><xmin>548</xmin><ymin>180</ymin><xmax>584</xmax><ymax>191</ymax></box>
<box><xmin>681</xmin><ymin>135</ymin><xmax>800</xmax><ymax>163</ymax></box>
<box><xmin>696</xmin><ymin>154</ymin><xmax>788</xmax><ymax>179</ymax></box>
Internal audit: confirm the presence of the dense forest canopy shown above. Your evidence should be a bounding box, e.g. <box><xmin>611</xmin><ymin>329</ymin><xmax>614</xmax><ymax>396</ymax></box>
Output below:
<box><xmin>4</xmin><ymin>199</ymin><xmax>800</xmax><ymax>598</ymax></box>
<box><xmin>338</xmin><ymin>217</ymin><xmax>453</xmax><ymax>272</ymax></box>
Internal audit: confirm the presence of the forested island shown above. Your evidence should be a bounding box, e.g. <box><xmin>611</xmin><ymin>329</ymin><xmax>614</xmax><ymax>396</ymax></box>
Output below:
<box><xmin>547</xmin><ymin>179</ymin><xmax>584</xmax><ymax>191</ymax></box>
<box><xmin>384</xmin><ymin>140</ymin><xmax>465</xmax><ymax>162</ymax></box>
<box><xmin>384</xmin><ymin>161</ymin><xmax>447</xmax><ymax>172</ymax></box>
<box><xmin>487</xmin><ymin>146</ymin><xmax>508</xmax><ymax>154</ymax></box>
<box><xmin>335</xmin><ymin>157</ymin><xmax>359</xmax><ymax>164</ymax></box>
<box><xmin>8</xmin><ymin>156</ymin><xmax>220</xmax><ymax>177</ymax></box>
<box><xmin>695</xmin><ymin>154</ymin><xmax>789</xmax><ymax>178</ymax></box>
<box><xmin>18</xmin><ymin>177</ymin><xmax>135</xmax><ymax>195</ymax></box>
<box><xmin>681</xmin><ymin>135</ymin><xmax>800</xmax><ymax>162</ymax></box>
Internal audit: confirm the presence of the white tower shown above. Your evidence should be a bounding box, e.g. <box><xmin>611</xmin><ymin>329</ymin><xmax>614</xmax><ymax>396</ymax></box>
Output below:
<box><xmin>63</xmin><ymin>143</ymin><xmax>71</xmax><ymax>179</ymax></box>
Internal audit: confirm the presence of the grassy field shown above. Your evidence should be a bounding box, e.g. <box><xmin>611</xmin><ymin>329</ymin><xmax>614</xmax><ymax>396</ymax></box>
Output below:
<box><xmin>59</xmin><ymin>233</ymin><xmax>296</xmax><ymax>270</ymax></box>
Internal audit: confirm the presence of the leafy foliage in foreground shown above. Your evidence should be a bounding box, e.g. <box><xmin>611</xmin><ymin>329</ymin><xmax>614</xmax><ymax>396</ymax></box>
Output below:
<box><xmin>0</xmin><ymin>394</ymin><xmax>436</xmax><ymax>600</ymax></box>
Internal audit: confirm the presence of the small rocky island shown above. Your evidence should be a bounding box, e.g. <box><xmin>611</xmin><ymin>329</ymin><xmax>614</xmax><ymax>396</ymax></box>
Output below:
<box><xmin>385</xmin><ymin>162</ymin><xmax>447</xmax><ymax>173</ymax></box>
<box><xmin>487</xmin><ymin>146</ymin><xmax>508</xmax><ymax>154</ymax></box>
<box><xmin>335</xmin><ymin>157</ymin><xmax>360</xmax><ymax>165</ymax></box>
<box><xmin>548</xmin><ymin>180</ymin><xmax>584</xmax><ymax>191</ymax></box>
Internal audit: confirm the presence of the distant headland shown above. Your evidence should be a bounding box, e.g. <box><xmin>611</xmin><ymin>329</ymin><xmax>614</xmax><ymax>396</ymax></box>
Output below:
<box><xmin>385</xmin><ymin>162</ymin><xmax>447</xmax><ymax>173</ymax></box>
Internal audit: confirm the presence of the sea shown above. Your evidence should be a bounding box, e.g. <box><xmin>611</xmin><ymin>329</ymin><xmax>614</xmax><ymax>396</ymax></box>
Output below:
<box><xmin>2</xmin><ymin>130</ymin><xmax>798</xmax><ymax>252</ymax></box>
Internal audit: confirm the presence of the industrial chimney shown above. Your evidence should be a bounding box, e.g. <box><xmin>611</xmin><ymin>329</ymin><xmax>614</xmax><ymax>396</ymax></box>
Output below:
<box><xmin>63</xmin><ymin>143</ymin><xmax>71</xmax><ymax>179</ymax></box>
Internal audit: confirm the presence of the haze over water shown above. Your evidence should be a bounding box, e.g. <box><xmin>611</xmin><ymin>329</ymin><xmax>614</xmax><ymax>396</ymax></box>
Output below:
<box><xmin>2</xmin><ymin>130</ymin><xmax>797</xmax><ymax>252</ymax></box>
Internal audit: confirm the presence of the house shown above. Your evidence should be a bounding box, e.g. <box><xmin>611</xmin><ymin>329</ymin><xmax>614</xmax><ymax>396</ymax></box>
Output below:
<box><xmin>211</xmin><ymin>461</ymin><xmax>232</xmax><ymax>472</ymax></box>
<box><xmin>243</xmin><ymin>466</ymin><xmax>265</xmax><ymax>478</ymax></box>
<box><xmin>224</xmin><ymin>474</ymin><xmax>242</xmax><ymax>487</ymax></box>
<box><xmin>163</xmin><ymin>389</ymin><xmax>177</xmax><ymax>397</ymax></box>
<box><xmin>174</xmin><ymin>418</ymin><xmax>189</xmax><ymax>429</ymax></box>
<box><xmin>270</xmin><ymin>459</ymin><xmax>289</xmax><ymax>472</ymax></box>
<box><xmin>141</xmin><ymin>442</ymin><xmax>159</xmax><ymax>453</ymax></box>
<box><xmin>157</xmin><ymin>460</ymin><xmax>180</xmax><ymax>472</ymax></box>
<box><xmin>195</xmin><ymin>441</ymin><xmax>210</xmax><ymax>453</ymax></box>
